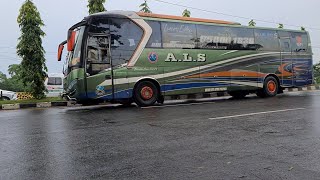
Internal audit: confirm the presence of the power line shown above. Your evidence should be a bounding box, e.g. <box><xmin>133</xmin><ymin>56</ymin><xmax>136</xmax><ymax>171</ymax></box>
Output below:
<box><xmin>0</xmin><ymin>47</ymin><xmax>16</xmax><ymax>49</ymax></box>
<box><xmin>152</xmin><ymin>0</ymin><xmax>320</xmax><ymax>31</ymax></box>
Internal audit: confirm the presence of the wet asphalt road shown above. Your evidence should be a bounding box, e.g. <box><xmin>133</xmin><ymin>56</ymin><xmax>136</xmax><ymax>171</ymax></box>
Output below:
<box><xmin>1</xmin><ymin>91</ymin><xmax>320</xmax><ymax>179</ymax></box>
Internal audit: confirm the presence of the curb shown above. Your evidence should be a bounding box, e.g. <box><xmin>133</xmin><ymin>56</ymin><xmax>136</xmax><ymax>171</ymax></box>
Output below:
<box><xmin>165</xmin><ymin>92</ymin><xmax>228</xmax><ymax>101</ymax></box>
<box><xmin>0</xmin><ymin>101</ymin><xmax>73</xmax><ymax>111</ymax></box>
<box><xmin>285</xmin><ymin>85</ymin><xmax>320</xmax><ymax>92</ymax></box>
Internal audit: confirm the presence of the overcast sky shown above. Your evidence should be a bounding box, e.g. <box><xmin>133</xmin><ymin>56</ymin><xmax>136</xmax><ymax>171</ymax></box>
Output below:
<box><xmin>0</xmin><ymin>0</ymin><xmax>319</xmax><ymax>74</ymax></box>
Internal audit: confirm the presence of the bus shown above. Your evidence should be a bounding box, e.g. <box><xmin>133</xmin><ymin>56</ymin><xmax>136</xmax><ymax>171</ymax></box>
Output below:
<box><xmin>45</xmin><ymin>73</ymin><xmax>64</xmax><ymax>97</ymax></box>
<box><xmin>57</xmin><ymin>11</ymin><xmax>313</xmax><ymax>107</ymax></box>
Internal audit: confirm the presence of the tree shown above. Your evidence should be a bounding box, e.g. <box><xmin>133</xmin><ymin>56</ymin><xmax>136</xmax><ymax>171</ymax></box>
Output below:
<box><xmin>17</xmin><ymin>0</ymin><xmax>47</xmax><ymax>99</ymax></box>
<box><xmin>139</xmin><ymin>0</ymin><xmax>152</xmax><ymax>13</ymax></box>
<box><xmin>0</xmin><ymin>65</ymin><xmax>31</xmax><ymax>92</ymax></box>
<box><xmin>301</xmin><ymin>26</ymin><xmax>306</xmax><ymax>31</ymax></box>
<box><xmin>8</xmin><ymin>64</ymin><xmax>22</xmax><ymax>77</ymax></box>
<box><xmin>248</xmin><ymin>19</ymin><xmax>256</xmax><ymax>27</ymax></box>
<box><xmin>0</xmin><ymin>72</ymin><xmax>6</xmax><ymax>83</ymax></box>
<box><xmin>87</xmin><ymin>0</ymin><xmax>106</xmax><ymax>15</ymax></box>
<box><xmin>182</xmin><ymin>9</ymin><xmax>191</xmax><ymax>17</ymax></box>
<box><xmin>314</xmin><ymin>63</ymin><xmax>320</xmax><ymax>84</ymax></box>
<box><xmin>278</xmin><ymin>23</ymin><xmax>284</xmax><ymax>29</ymax></box>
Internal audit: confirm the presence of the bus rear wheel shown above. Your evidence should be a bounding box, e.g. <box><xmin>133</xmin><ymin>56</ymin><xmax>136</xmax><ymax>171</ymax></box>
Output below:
<box><xmin>256</xmin><ymin>76</ymin><xmax>279</xmax><ymax>98</ymax></box>
<box><xmin>134</xmin><ymin>81</ymin><xmax>159</xmax><ymax>107</ymax></box>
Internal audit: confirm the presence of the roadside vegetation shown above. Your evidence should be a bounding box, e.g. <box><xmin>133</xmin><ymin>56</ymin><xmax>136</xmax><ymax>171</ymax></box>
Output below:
<box><xmin>0</xmin><ymin>64</ymin><xmax>30</xmax><ymax>92</ymax></box>
<box><xmin>17</xmin><ymin>0</ymin><xmax>47</xmax><ymax>99</ymax></box>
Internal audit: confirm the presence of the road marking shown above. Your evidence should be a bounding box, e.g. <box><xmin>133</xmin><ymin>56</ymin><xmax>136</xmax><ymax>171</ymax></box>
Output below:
<box><xmin>209</xmin><ymin>108</ymin><xmax>306</xmax><ymax>120</ymax></box>
<box><xmin>141</xmin><ymin>101</ymin><xmax>216</xmax><ymax>109</ymax></box>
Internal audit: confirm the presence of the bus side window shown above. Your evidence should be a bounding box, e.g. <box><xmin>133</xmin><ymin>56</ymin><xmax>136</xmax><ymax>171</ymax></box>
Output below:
<box><xmin>161</xmin><ymin>21</ymin><xmax>197</xmax><ymax>49</ymax></box>
<box><xmin>109</xmin><ymin>18</ymin><xmax>143</xmax><ymax>66</ymax></box>
<box><xmin>197</xmin><ymin>24</ymin><xmax>229</xmax><ymax>50</ymax></box>
<box><xmin>197</xmin><ymin>25</ymin><xmax>255</xmax><ymax>50</ymax></box>
<box><xmin>146</xmin><ymin>20</ymin><xmax>162</xmax><ymax>48</ymax></box>
<box><xmin>254</xmin><ymin>29</ymin><xmax>279</xmax><ymax>51</ymax></box>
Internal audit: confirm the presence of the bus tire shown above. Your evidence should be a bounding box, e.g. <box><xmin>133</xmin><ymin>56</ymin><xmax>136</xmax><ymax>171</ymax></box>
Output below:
<box><xmin>257</xmin><ymin>76</ymin><xmax>279</xmax><ymax>98</ymax></box>
<box><xmin>228</xmin><ymin>91</ymin><xmax>247</xmax><ymax>99</ymax></box>
<box><xmin>157</xmin><ymin>95</ymin><xmax>164</xmax><ymax>104</ymax></box>
<box><xmin>134</xmin><ymin>81</ymin><xmax>158</xmax><ymax>107</ymax></box>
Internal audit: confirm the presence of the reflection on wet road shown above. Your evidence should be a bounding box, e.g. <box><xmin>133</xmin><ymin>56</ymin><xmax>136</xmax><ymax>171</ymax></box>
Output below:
<box><xmin>1</xmin><ymin>91</ymin><xmax>320</xmax><ymax>179</ymax></box>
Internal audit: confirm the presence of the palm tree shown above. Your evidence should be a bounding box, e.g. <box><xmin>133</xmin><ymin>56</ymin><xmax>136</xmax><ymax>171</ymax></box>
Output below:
<box><xmin>139</xmin><ymin>0</ymin><xmax>152</xmax><ymax>13</ymax></box>
<box><xmin>87</xmin><ymin>0</ymin><xmax>106</xmax><ymax>15</ymax></box>
<box><xmin>314</xmin><ymin>63</ymin><xmax>320</xmax><ymax>84</ymax></box>
<box><xmin>182</xmin><ymin>9</ymin><xmax>191</xmax><ymax>17</ymax></box>
<box><xmin>278</xmin><ymin>23</ymin><xmax>284</xmax><ymax>29</ymax></box>
<box><xmin>248</xmin><ymin>19</ymin><xmax>256</xmax><ymax>27</ymax></box>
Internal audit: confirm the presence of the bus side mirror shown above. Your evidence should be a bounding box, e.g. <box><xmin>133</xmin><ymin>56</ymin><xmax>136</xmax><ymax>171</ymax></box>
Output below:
<box><xmin>67</xmin><ymin>31</ymin><xmax>76</xmax><ymax>51</ymax></box>
<box><xmin>57</xmin><ymin>44</ymin><xmax>64</xmax><ymax>61</ymax></box>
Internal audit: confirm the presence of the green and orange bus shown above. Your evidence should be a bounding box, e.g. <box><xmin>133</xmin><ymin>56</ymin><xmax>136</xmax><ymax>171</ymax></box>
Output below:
<box><xmin>58</xmin><ymin>11</ymin><xmax>313</xmax><ymax>106</ymax></box>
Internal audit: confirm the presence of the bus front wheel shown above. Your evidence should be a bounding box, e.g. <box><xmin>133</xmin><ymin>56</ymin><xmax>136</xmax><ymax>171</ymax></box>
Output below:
<box><xmin>257</xmin><ymin>76</ymin><xmax>279</xmax><ymax>98</ymax></box>
<box><xmin>134</xmin><ymin>81</ymin><xmax>159</xmax><ymax>107</ymax></box>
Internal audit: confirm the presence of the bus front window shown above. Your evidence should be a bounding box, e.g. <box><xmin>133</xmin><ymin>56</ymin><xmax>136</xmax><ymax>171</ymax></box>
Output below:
<box><xmin>85</xmin><ymin>17</ymin><xmax>143</xmax><ymax>75</ymax></box>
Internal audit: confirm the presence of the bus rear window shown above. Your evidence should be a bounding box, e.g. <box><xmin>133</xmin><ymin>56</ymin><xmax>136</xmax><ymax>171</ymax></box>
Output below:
<box><xmin>291</xmin><ymin>32</ymin><xmax>308</xmax><ymax>52</ymax></box>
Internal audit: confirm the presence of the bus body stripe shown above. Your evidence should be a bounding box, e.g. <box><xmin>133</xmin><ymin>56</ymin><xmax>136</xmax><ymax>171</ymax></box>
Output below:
<box><xmin>99</xmin><ymin>52</ymin><xmax>280</xmax><ymax>87</ymax></box>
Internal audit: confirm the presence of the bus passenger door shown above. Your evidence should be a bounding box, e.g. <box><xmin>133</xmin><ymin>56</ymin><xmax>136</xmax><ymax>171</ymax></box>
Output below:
<box><xmin>279</xmin><ymin>37</ymin><xmax>293</xmax><ymax>87</ymax></box>
<box><xmin>85</xmin><ymin>34</ymin><xmax>115</xmax><ymax>100</ymax></box>
<box><xmin>112</xmin><ymin>70</ymin><xmax>129</xmax><ymax>100</ymax></box>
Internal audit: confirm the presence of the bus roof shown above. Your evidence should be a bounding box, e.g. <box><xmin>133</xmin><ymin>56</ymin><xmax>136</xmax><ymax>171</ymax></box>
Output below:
<box><xmin>88</xmin><ymin>11</ymin><xmax>307</xmax><ymax>33</ymax></box>
<box><xmin>136</xmin><ymin>12</ymin><xmax>241</xmax><ymax>26</ymax></box>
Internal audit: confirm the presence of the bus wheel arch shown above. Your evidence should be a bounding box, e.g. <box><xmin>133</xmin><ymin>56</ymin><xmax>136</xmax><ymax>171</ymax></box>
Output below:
<box><xmin>257</xmin><ymin>74</ymin><xmax>280</xmax><ymax>98</ymax></box>
<box><xmin>133</xmin><ymin>78</ymin><xmax>162</xmax><ymax>107</ymax></box>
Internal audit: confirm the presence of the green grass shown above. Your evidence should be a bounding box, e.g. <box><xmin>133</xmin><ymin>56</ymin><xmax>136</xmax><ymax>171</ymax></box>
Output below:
<box><xmin>0</xmin><ymin>97</ymin><xmax>65</xmax><ymax>105</ymax></box>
